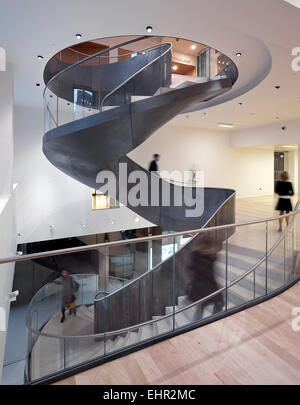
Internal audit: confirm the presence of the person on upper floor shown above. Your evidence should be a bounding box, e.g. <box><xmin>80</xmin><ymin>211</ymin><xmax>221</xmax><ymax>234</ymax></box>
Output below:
<box><xmin>275</xmin><ymin>171</ymin><xmax>294</xmax><ymax>232</ymax></box>
<box><xmin>148</xmin><ymin>153</ymin><xmax>160</xmax><ymax>173</ymax></box>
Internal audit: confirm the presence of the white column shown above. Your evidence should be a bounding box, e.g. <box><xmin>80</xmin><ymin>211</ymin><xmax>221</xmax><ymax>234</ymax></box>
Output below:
<box><xmin>0</xmin><ymin>61</ymin><xmax>16</xmax><ymax>383</ymax></box>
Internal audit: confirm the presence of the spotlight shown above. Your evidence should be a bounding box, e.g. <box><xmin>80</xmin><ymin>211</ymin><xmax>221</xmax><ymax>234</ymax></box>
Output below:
<box><xmin>75</xmin><ymin>33</ymin><xmax>82</xmax><ymax>39</ymax></box>
<box><xmin>146</xmin><ymin>26</ymin><xmax>153</xmax><ymax>33</ymax></box>
<box><xmin>37</xmin><ymin>55</ymin><xmax>43</xmax><ymax>60</ymax></box>
<box><xmin>235</xmin><ymin>52</ymin><xmax>242</xmax><ymax>57</ymax></box>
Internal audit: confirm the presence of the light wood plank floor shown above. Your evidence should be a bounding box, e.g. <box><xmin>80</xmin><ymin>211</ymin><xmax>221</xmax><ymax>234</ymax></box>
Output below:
<box><xmin>55</xmin><ymin>195</ymin><xmax>300</xmax><ymax>385</ymax></box>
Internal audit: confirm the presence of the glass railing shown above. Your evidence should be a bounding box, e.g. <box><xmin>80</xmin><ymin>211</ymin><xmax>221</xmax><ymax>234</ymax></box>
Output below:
<box><xmin>43</xmin><ymin>36</ymin><xmax>238</xmax><ymax>134</ymax></box>
<box><xmin>1</xmin><ymin>207</ymin><xmax>299</xmax><ymax>383</ymax></box>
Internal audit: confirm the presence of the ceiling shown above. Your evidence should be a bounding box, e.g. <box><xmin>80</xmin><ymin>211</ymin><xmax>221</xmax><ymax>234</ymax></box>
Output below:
<box><xmin>1</xmin><ymin>0</ymin><xmax>300</xmax><ymax>131</ymax></box>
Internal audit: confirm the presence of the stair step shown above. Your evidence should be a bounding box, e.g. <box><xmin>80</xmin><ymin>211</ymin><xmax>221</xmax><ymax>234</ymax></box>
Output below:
<box><xmin>126</xmin><ymin>331</ymin><xmax>139</xmax><ymax>346</ymax></box>
<box><xmin>109</xmin><ymin>336</ymin><xmax>125</xmax><ymax>352</ymax></box>
<box><xmin>152</xmin><ymin>316</ymin><xmax>173</xmax><ymax>335</ymax></box>
<box><xmin>77</xmin><ymin>305</ymin><xmax>94</xmax><ymax>321</ymax></box>
<box><xmin>138</xmin><ymin>324</ymin><xmax>154</xmax><ymax>341</ymax></box>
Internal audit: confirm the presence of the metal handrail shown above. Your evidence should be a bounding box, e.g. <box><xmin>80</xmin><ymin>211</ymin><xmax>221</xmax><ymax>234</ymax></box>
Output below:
<box><xmin>94</xmin><ymin>191</ymin><xmax>236</xmax><ymax>302</ymax></box>
<box><xmin>24</xmin><ymin>204</ymin><xmax>299</xmax><ymax>340</ymax></box>
<box><xmin>100</xmin><ymin>42</ymin><xmax>172</xmax><ymax>109</ymax></box>
<box><xmin>2</xmin><ymin>206</ymin><xmax>300</xmax><ymax>265</ymax></box>
<box><xmin>67</xmin><ymin>45</ymin><xmax>163</xmax><ymax>59</ymax></box>
<box><xmin>44</xmin><ymin>39</ymin><xmax>170</xmax><ymax>127</ymax></box>
<box><xmin>44</xmin><ymin>36</ymin><xmax>151</xmax><ymax>98</ymax></box>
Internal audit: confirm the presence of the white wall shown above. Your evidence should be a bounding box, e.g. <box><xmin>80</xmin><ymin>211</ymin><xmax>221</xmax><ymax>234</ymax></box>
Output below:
<box><xmin>231</xmin><ymin>120</ymin><xmax>300</xmax><ymax>194</ymax></box>
<box><xmin>0</xmin><ymin>66</ymin><xmax>16</xmax><ymax>383</ymax></box>
<box><xmin>129</xmin><ymin>124</ymin><xmax>274</xmax><ymax>198</ymax></box>
<box><xmin>230</xmin><ymin>118</ymin><xmax>300</xmax><ymax>148</ymax></box>
<box><xmin>13</xmin><ymin>106</ymin><xmax>153</xmax><ymax>244</ymax></box>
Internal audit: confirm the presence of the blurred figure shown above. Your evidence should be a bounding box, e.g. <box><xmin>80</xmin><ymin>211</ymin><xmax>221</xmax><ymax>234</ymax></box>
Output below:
<box><xmin>188</xmin><ymin>236</ymin><xmax>224</xmax><ymax>319</ymax></box>
<box><xmin>148</xmin><ymin>153</ymin><xmax>160</xmax><ymax>173</ymax></box>
<box><xmin>275</xmin><ymin>171</ymin><xmax>294</xmax><ymax>232</ymax></box>
<box><xmin>54</xmin><ymin>270</ymin><xmax>79</xmax><ymax>323</ymax></box>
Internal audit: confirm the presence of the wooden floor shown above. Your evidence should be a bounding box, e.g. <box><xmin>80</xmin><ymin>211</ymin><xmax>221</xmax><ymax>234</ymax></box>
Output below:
<box><xmin>55</xmin><ymin>195</ymin><xmax>300</xmax><ymax>385</ymax></box>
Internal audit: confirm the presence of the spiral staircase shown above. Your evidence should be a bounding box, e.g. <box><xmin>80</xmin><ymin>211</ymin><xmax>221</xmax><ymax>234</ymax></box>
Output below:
<box><xmin>24</xmin><ymin>36</ymin><xmax>300</xmax><ymax>383</ymax></box>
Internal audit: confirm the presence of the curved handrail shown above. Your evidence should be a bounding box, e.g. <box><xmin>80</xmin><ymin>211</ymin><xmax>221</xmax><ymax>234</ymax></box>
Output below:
<box><xmin>67</xmin><ymin>45</ymin><xmax>165</xmax><ymax>59</ymax></box>
<box><xmin>24</xmin><ymin>203</ymin><xmax>299</xmax><ymax>340</ymax></box>
<box><xmin>100</xmin><ymin>42</ymin><xmax>172</xmax><ymax>109</ymax></box>
<box><xmin>45</xmin><ymin>40</ymin><xmax>172</xmax><ymax>127</ymax></box>
<box><xmin>2</xmin><ymin>206</ymin><xmax>300</xmax><ymax>265</ymax></box>
<box><xmin>44</xmin><ymin>35</ymin><xmax>150</xmax><ymax>96</ymax></box>
<box><xmin>94</xmin><ymin>191</ymin><xmax>235</xmax><ymax>302</ymax></box>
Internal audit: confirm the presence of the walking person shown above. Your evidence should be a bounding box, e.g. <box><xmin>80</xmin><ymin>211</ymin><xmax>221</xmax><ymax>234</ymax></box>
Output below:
<box><xmin>148</xmin><ymin>153</ymin><xmax>160</xmax><ymax>173</ymax></box>
<box><xmin>187</xmin><ymin>236</ymin><xmax>224</xmax><ymax>320</ymax></box>
<box><xmin>275</xmin><ymin>171</ymin><xmax>294</xmax><ymax>232</ymax></box>
<box><xmin>54</xmin><ymin>270</ymin><xmax>79</xmax><ymax>323</ymax></box>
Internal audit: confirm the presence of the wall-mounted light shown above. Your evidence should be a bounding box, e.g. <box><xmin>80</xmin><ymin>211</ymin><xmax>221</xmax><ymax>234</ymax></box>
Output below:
<box><xmin>8</xmin><ymin>291</ymin><xmax>19</xmax><ymax>303</ymax></box>
<box><xmin>191</xmin><ymin>45</ymin><xmax>196</xmax><ymax>50</ymax></box>
<box><xmin>37</xmin><ymin>55</ymin><xmax>43</xmax><ymax>60</ymax></box>
<box><xmin>75</xmin><ymin>33</ymin><xmax>82</xmax><ymax>39</ymax></box>
<box><xmin>146</xmin><ymin>26</ymin><xmax>153</xmax><ymax>33</ymax></box>
<box><xmin>172</xmin><ymin>65</ymin><xmax>178</xmax><ymax>70</ymax></box>
<box><xmin>235</xmin><ymin>52</ymin><xmax>242</xmax><ymax>57</ymax></box>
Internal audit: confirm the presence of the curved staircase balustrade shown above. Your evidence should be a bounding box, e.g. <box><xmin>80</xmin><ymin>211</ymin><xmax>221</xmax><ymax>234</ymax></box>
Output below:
<box><xmin>14</xmin><ymin>207</ymin><xmax>300</xmax><ymax>382</ymax></box>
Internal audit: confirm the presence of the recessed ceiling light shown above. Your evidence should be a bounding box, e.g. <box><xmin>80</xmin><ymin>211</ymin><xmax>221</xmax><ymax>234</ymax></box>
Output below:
<box><xmin>135</xmin><ymin>217</ymin><xmax>140</xmax><ymax>222</ymax></box>
<box><xmin>36</xmin><ymin>83</ymin><xmax>40</xmax><ymax>86</ymax></box>
<box><xmin>37</xmin><ymin>55</ymin><xmax>43</xmax><ymax>60</ymax></box>
<box><xmin>172</xmin><ymin>65</ymin><xmax>178</xmax><ymax>70</ymax></box>
<box><xmin>191</xmin><ymin>45</ymin><xmax>196</xmax><ymax>50</ymax></box>
<box><xmin>146</xmin><ymin>26</ymin><xmax>153</xmax><ymax>33</ymax></box>
<box><xmin>235</xmin><ymin>52</ymin><xmax>242</xmax><ymax>57</ymax></box>
<box><xmin>218</xmin><ymin>123</ymin><xmax>234</xmax><ymax>128</ymax></box>
<box><xmin>75</xmin><ymin>33</ymin><xmax>82</xmax><ymax>39</ymax></box>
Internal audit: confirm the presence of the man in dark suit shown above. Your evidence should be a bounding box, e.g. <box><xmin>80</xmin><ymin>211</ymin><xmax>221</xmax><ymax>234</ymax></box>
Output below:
<box><xmin>148</xmin><ymin>153</ymin><xmax>160</xmax><ymax>172</ymax></box>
